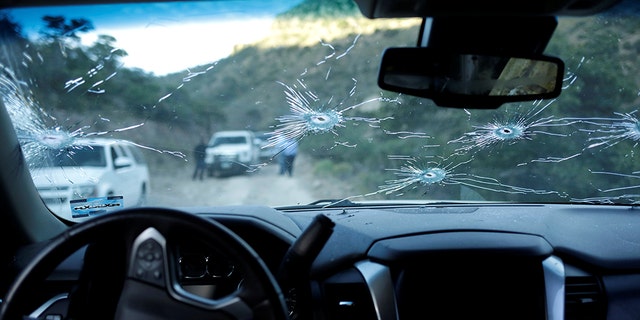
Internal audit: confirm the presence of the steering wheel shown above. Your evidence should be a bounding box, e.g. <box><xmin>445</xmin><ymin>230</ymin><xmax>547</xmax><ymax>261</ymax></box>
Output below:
<box><xmin>0</xmin><ymin>207</ymin><xmax>289</xmax><ymax>320</ymax></box>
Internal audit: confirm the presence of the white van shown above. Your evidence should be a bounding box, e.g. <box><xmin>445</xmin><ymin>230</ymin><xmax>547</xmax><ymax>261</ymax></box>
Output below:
<box><xmin>30</xmin><ymin>138</ymin><xmax>150</xmax><ymax>220</ymax></box>
<box><xmin>204</xmin><ymin>130</ymin><xmax>260</xmax><ymax>177</ymax></box>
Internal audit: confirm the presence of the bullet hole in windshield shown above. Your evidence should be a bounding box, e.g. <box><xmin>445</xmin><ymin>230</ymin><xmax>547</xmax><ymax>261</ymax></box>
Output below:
<box><xmin>1</xmin><ymin>20</ymin><xmax>639</xmax><ymax>206</ymax></box>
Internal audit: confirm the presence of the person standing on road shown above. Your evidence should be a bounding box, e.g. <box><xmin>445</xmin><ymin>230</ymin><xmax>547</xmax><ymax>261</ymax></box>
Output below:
<box><xmin>192</xmin><ymin>137</ymin><xmax>207</xmax><ymax>181</ymax></box>
<box><xmin>278</xmin><ymin>137</ymin><xmax>298</xmax><ymax>177</ymax></box>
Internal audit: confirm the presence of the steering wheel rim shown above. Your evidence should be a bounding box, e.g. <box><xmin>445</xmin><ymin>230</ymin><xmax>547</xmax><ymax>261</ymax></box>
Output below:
<box><xmin>0</xmin><ymin>207</ymin><xmax>289</xmax><ymax>320</ymax></box>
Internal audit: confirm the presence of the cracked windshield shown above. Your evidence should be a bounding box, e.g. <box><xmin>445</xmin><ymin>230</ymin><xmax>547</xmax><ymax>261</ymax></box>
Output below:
<box><xmin>0</xmin><ymin>0</ymin><xmax>639</xmax><ymax>222</ymax></box>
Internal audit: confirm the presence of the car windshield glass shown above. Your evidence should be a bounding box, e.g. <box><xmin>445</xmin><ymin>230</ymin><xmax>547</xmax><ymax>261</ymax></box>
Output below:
<box><xmin>35</xmin><ymin>146</ymin><xmax>107</xmax><ymax>168</ymax></box>
<box><xmin>211</xmin><ymin>137</ymin><xmax>248</xmax><ymax>146</ymax></box>
<box><xmin>0</xmin><ymin>0</ymin><xmax>639</xmax><ymax>222</ymax></box>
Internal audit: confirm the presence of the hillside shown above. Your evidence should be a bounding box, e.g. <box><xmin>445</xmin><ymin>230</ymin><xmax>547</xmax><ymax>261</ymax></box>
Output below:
<box><xmin>138</xmin><ymin>3</ymin><xmax>422</xmax><ymax>161</ymax></box>
<box><xmin>10</xmin><ymin>0</ymin><xmax>640</xmax><ymax>200</ymax></box>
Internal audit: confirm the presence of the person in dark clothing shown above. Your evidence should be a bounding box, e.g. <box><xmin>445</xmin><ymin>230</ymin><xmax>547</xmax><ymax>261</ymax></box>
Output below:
<box><xmin>192</xmin><ymin>137</ymin><xmax>207</xmax><ymax>180</ymax></box>
<box><xmin>278</xmin><ymin>137</ymin><xmax>298</xmax><ymax>176</ymax></box>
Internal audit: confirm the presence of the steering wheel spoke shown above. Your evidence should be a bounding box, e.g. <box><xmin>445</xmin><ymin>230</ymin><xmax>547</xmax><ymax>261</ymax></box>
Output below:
<box><xmin>128</xmin><ymin>227</ymin><xmax>168</xmax><ymax>288</ymax></box>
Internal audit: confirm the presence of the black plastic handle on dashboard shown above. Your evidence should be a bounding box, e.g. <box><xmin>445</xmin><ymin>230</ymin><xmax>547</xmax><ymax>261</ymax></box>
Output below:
<box><xmin>277</xmin><ymin>214</ymin><xmax>335</xmax><ymax>288</ymax></box>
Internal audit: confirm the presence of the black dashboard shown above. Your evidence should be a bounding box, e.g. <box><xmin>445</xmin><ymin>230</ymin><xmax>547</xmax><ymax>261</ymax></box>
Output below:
<box><xmin>26</xmin><ymin>203</ymin><xmax>640</xmax><ymax>319</ymax></box>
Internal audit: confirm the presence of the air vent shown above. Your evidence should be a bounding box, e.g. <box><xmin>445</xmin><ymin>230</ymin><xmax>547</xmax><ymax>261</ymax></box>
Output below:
<box><xmin>565</xmin><ymin>276</ymin><xmax>606</xmax><ymax>320</ymax></box>
<box><xmin>322</xmin><ymin>268</ymin><xmax>377</xmax><ymax>320</ymax></box>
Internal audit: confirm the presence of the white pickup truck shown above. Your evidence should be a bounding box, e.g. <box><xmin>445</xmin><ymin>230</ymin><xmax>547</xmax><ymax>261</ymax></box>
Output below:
<box><xmin>30</xmin><ymin>138</ymin><xmax>150</xmax><ymax>220</ymax></box>
<box><xmin>204</xmin><ymin>130</ymin><xmax>260</xmax><ymax>177</ymax></box>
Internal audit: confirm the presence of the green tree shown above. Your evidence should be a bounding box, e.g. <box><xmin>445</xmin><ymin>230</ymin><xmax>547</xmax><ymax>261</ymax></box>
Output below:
<box><xmin>39</xmin><ymin>15</ymin><xmax>93</xmax><ymax>41</ymax></box>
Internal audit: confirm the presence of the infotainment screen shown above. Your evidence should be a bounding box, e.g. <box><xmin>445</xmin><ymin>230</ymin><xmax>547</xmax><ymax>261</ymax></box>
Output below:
<box><xmin>395</xmin><ymin>257</ymin><xmax>547</xmax><ymax>319</ymax></box>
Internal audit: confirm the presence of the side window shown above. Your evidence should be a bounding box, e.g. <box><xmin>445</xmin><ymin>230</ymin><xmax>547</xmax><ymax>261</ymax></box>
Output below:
<box><xmin>126</xmin><ymin>145</ymin><xmax>146</xmax><ymax>165</ymax></box>
<box><xmin>112</xmin><ymin>144</ymin><xmax>133</xmax><ymax>169</ymax></box>
<box><xmin>119</xmin><ymin>144</ymin><xmax>132</xmax><ymax>160</ymax></box>
<box><xmin>110</xmin><ymin>146</ymin><xmax>119</xmax><ymax>166</ymax></box>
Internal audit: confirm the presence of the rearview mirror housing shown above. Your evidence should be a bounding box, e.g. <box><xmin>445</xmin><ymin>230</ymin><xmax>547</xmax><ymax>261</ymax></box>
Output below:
<box><xmin>378</xmin><ymin>47</ymin><xmax>565</xmax><ymax>109</ymax></box>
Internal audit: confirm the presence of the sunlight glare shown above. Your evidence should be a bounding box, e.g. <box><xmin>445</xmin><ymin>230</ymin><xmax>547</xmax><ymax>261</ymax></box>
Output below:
<box><xmin>82</xmin><ymin>18</ymin><xmax>274</xmax><ymax>75</ymax></box>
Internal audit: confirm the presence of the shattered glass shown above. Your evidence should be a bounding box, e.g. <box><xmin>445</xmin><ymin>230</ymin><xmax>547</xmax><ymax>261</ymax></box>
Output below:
<box><xmin>1</xmin><ymin>0</ymin><xmax>639</xmax><ymax>222</ymax></box>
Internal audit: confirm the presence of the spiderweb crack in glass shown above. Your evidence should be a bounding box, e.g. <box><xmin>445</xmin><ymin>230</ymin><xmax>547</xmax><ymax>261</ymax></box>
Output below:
<box><xmin>544</xmin><ymin>108</ymin><xmax>640</xmax><ymax>204</ymax></box>
<box><xmin>63</xmin><ymin>49</ymin><xmax>125</xmax><ymax>94</ymax></box>
<box><xmin>444</xmin><ymin>65</ymin><xmax>584</xmax><ymax>164</ymax></box>
<box><xmin>369</xmin><ymin>155</ymin><xmax>564</xmax><ymax>198</ymax></box>
<box><xmin>563</xmin><ymin>110</ymin><xmax>640</xmax><ymax>152</ymax></box>
<box><xmin>571</xmin><ymin>171</ymin><xmax>640</xmax><ymax>204</ymax></box>
<box><xmin>36</xmin><ymin>32</ymin><xmax>224</xmax><ymax>166</ymax></box>
<box><xmin>562</xmin><ymin>57</ymin><xmax>583</xmax><ymax>90</ymax></box>
<box><xmin>382</xmin><ymin>130</ymin><xmax>434</xmax><ymax>140</ymax></box>
<box><xmin>356</xmin><ymin>66</ymin><xmax>583</xmax><ymax>199</ymax></box>
<box><xmin>264</xmin><ymin>37</ymin><xmax>400</xmax><ymax>153</ymax></box>
<box><xmin>0</xmin><ymin>43</ymin><xmax>192</xmax><ymax>169</ymax></box>
<box><xmin>3</xmin><ymin>10</ymin><xmax>640</xmax><ymax>207</ymax></box>
<box><xmin>448</xmin><ymin>99</ymin><xmax>573</xmax><ymax>154</ymax></box>
<box><xmin>148</xmin><ymin>63</ymin><xmax>218</xmax><ymax>116</ymax></box>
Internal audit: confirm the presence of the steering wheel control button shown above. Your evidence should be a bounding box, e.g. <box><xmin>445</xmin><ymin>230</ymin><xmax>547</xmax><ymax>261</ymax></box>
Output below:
<box><xmin>133</xmin><ymin>239</ymin><xmax>164</xmax><ymax>285</ymax></box>
<box><xmin>129</xmin><ymin>227</ymin><xmax>168</xmax><ymax>287</ymax></box>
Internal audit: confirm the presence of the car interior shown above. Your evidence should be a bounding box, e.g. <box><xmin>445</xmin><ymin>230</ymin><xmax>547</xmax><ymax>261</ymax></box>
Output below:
<box><xmin>1</xmin><ymin>0</ymin><xmax>639</xmax><ymax>319</ymax></box>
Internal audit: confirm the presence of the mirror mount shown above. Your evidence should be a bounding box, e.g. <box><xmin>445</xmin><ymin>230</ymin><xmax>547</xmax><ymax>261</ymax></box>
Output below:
<box><xmin>418</xmin><ymin>16</ymin><xmax>557</xmax><ymax>55</ymax></box>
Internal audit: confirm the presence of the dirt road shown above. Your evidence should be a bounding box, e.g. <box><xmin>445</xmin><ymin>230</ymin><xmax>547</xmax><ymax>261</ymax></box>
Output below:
<box><xmin>148</xmin><ymin>155</ymin><xmax>350</xmax><ymax>207</ymax></box>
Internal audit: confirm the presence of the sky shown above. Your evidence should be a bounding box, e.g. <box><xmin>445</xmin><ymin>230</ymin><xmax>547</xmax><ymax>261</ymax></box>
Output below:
<box><xmin>80</xmin><ymin>17</ymin><xmax>275</xmax><ymax>75</ymax></box>
<box><xmin>6</xmin><ymin>1</ymin><xmax>302</xmax><ymax>75</ymax></box>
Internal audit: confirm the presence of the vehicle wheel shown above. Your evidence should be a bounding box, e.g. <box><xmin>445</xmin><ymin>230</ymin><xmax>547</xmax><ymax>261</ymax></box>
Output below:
<box><xmin>0</xmin><ymin>207</ymin><xmax>288</xmax><ymax>320</ymax></box>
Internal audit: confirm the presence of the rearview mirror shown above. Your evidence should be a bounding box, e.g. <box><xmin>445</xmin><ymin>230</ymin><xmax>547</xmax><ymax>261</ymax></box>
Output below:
<box><xmin>378</xmin><ymin>47</ymin><xmax>564</xmax><ymax>109</ymax></box>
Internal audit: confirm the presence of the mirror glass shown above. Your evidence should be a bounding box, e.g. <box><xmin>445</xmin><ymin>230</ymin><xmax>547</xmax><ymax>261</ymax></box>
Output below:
<box><xmin>378</xmin><ymin>47</ymin><xmax>564</xmax><ymax>108</ymax></box>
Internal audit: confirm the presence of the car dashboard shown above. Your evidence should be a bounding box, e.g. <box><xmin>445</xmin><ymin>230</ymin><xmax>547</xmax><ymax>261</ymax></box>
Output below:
<box><xmin>23</xmin><ymin>203</ymin><xmax>640</xmax><ymax>320</ymax></box>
